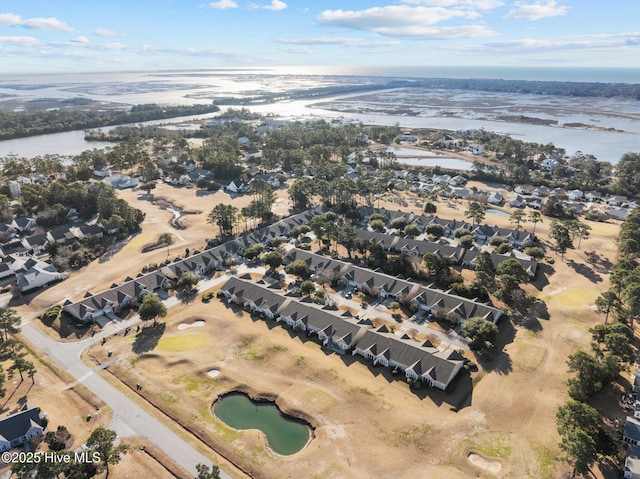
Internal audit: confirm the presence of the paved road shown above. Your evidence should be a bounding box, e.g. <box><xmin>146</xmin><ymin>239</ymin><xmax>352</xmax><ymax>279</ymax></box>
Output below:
<box><xmin>19</xmin><ymin>286</ymin><xmax>235</xmax><ymax>479</ymax></box>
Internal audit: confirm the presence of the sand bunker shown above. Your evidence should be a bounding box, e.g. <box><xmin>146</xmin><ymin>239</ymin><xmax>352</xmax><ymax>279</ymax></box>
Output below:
<box><xmin>467</xmin><ymin>453</ymin><xmax>502</xmax><ymax>474</ymax></box>
<box><xmin>177</xmin><ymin>320</ymin><xmax>205</xmax><ymax>331</ymax></box>
<box><xmin>207</xmin><ymin>369</ymin><xmax>220</xmax><ymax>378</ymax></box>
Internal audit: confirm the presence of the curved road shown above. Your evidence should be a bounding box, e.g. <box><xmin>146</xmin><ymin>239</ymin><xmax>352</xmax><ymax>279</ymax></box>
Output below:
<box><xmin>20</xmin><ymin>305</ymin><xmax>233</xmax><ymax>479</ymax></box>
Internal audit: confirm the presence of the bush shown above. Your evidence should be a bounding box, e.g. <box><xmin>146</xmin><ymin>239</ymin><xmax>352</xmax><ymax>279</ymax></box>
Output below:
<box><xmin>426</xmin><ymin>223</ymin><xmax>445</xmax><ymax>238</ymax></box>
<box><xmin>497</xmin><ymin>243</ymin><xmax>513</xmax><ymax>254</ymax></box>
<box><xmin>454</xmin><ymin>228</ymin><xmax>472</xmax><ymax>238</ymax></box>
<box><xmin>202</xmin><ymin>291</ymin><xmax>214</xmax><ymax>302</ymax></box>
<box><xmin>298</xmin><ymin>242</ymin><xmax>311</xmax><ymax>250</ymax></box>
<box><xmin>370</xmin><ymin>219</ymin><xmax>386</xmax><ymax>232</ymax></box>
<box><xmin>388</xmin><ymin>301</ymin><xmax>401</xmax><ymax>310</ymax></box>
<box><xmin>524</xmin><ymin>246</ymin><xmax>545</xmax><ymax>259</ymax></box>
<box><xmin>42</xmin><ymin>304</ymin><xmax>62</xmax><ymax>322</ymax></box>
<box><xmin>490</xmin><ymin>236</ymin><xmax>509</xmax><ymax>247</ymax></box>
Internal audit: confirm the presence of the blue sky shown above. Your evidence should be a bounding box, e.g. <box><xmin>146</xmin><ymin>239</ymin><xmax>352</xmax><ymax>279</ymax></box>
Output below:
<box><xmin>1</xmin><ymin>0</ymin><xmax>639</xmax><ymax>73</ymax></box>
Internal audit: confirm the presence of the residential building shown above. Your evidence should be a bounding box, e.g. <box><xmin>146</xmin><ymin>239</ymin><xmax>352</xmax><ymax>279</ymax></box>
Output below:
<box><xmin>0</xmin><ymin>406</ymin><xmax>45</xmax><ymax>452</ymax></box>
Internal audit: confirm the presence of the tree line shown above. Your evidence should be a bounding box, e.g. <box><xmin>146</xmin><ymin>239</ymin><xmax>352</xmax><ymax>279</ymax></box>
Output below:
<box><xmin>0</xmin><ymin>103</ymin><xmax>220</xmax><ymax>140</ymax></box>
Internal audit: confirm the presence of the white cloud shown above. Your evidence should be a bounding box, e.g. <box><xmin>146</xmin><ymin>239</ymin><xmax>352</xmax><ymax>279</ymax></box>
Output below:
<box><xmin>277</xmin><ymin>36</ymin><xmax>401</xmax><ymax>48</ymax></box>
<box><xmin>250</xmin><ymin>1</ymin><xmax>287</xmax><ymax>11</ymax></box>
<box><xmin>0</xmin><ymin>36</ymin><xmax>40</xmax><ymax>47</ymax></box>
<box><xmin>72</xmin><ymin>36</ymin><xmax>90</xmax><ymax>44</ymax></box>
<box><xmin>317</xmin><ymin>6</ymin><xmax>496</xmax><ymax>39</ymax></box>
<box><xmin>282</xmin><ymin>46</ymin><xmax>314</xmax><ymax>54</ymax></box>
<box><xmin>0</xmin><ymin>13</ymin><xmax>74</xmax><ymax>32</ymax></box>
<box><xmin>208</xmin><ymin>0</ymin><xmax>238</xmax><ymax>9</ymax></box>
<box><xmin>401</xmin><ymin>0</ymin><xmax>503</xmax><ymax>9</ymax></box>
<box><xmin>504</xmin><ymin>1</ymin><xmax>568</xmax><ymax>20</ymax></box>
<box><xmin>93</xmin><ymin>28</ymin><xmax>124</xmax><ymax>37</ymax></box>
<box><xmin>459</xmin><ymin>32</ymin><xmax>640</xmax><ymax>54</ymax></box>
<box><xmin>318</xmin><ymin>6</ymin><xmax>471</xmax><ymax>30</ymax></box>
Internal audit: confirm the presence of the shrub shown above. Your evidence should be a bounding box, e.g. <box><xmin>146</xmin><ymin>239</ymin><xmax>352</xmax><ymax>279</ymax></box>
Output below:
<box><xmin>388</xmin><ymin>301</ymin><xmax>401</xmax><ymax>310</ymax></box>
<box><xmin>454</xmin><ymin>228</ymin><xmax>472</xmax><ymax>238</ymax></box>
<box><xmin>202</xmin><ymin>291</ymin><xmax>215</xmax><ymax>302</ymax></box>
<box><xmin>497</xmin><ymin>243</ymin><xmax>513</xmax><ymax>254</ymax></box>
<box><xmin>524</xmin><ymin>246</ymin><xmax>545</xmax><ymax>259</ymax></box>
<box><xmin>370</xmin><ymin>219</ymin><xmax>386</xmax><ymax>232</ymax></box>
<box><xmin>298</xmin><ymin>242</ymin><xmax>311</xmax><ymax>251</ymax></box>
<box><xmin>426</xmin><ymin>223</ymin><xmax>445</xmax><ymax>238</ymax></box>
<box><xmin>490</xmin><ymin>236</ymin><xmax>509</xmax><ymax>247</ymax></box>
<box><xmin>43</xmin><ymin>304</ymin><xmax>62</xmax><ymax>322</ymax></box>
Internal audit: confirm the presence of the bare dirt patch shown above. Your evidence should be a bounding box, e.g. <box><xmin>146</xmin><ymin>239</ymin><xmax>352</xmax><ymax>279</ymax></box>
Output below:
<box><xmin>467</xmin><ymin>451</ymin><xmax>503</xmax><ymax>474</ymax></box>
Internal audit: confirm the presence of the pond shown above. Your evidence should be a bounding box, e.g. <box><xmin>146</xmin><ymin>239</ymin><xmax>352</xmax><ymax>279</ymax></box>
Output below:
<box><xmin>486</xmin><ymin>208</ymin><xmax>510</xmax><ymax>216</ymax></box>
<box><xmin>213</xmin><ymin>392</ymin><xmax>311</xmax><ymax>456</ymax></box>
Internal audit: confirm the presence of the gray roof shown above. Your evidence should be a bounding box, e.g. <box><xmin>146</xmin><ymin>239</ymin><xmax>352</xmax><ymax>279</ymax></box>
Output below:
<box><xmin>355</xmin><ymin>328</ymin><xmax>463</xmax><ymax>386</ymax></box>
<box><xmin>625</xmin><ymin>417</ymin><xmax>640</xmax><ymax>443</ymax></box>
<box><xmin>0</xmin><ymin>406</ymin><xmax>43</xmax><ymax>443</ymax></box>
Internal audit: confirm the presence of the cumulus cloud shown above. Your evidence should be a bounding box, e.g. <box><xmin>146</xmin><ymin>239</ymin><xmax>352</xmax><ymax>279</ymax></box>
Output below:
<box><xmin>208</xmin><ymin>0</ymin><xmax>238</xmax><ymax>9</ymax></box>
<box><xmin>0</xmin><ymin>13</ymin><xmax>74</xmax><ymax>32</ymax></box>
<box><xmin>250</xmin><ymin>1</ymin><xmax>287</xmax><ymax>11</ymax></box>
<box><xmin>93</xmin><ymin>28</ymin><xmax>124</xmax><ymax>37</ymax></box>
<box><xmin>0</xmin><ymin>35</ymin><xmax>40</xmax><ymax>47</ymax></box>
<box><xmin>318</xmin><ymin>6</ymin><xmax>471</xmax><ymax>30</ymax></box>
<box><xmin>317</xmin><ymin>6</ymin><xmax>496</xmax><ymax>39</ymax></box>
<box><xmin>276</xmin><ymin>36</ymin><xmax>401</xmax><ymax>48</ymax></box>
<box><xmin>504</xmin><ymin>1</ymin><xmax>568</xmax><ymax>20</ymax></box>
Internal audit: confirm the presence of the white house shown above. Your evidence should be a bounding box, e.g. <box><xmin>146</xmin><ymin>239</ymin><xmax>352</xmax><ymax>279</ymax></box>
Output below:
<box><xmin>469</xmin><ymin>144</ymin><xmax>484</xmax><ymax>155</ymax></box>
<box><xmin>567</xmin><ymin>189</ymin><xmax>584</xmax><ymax>201</ymax></box>
<box><xmin>541</xmin><ymin>158</ymin><xmax>558</xmax><ymax>171</ymax></box>
<box><xmin>486</xmin><ymin>192</ymin><xmax>503</xmax><ymax>205</ymax></box>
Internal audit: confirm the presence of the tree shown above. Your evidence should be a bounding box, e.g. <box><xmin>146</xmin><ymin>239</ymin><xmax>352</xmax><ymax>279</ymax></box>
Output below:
<box><xmin>175</xmin><ymin>271</ymin><xmax>200</xmax><ymax>293</ymax></box>
<box><xmin>458</xmin><ymin>234</ymin><xmax>475</xmax><ymax>250</ymax></box>
<box><xmin>0</xmin><ymin>307</ymin><xmax>21</xmax><ymax>342</ymax></box>
<box><xmin>509</xmin><ymin>210</ymin><xmax>526</xmax><ymax>230</ymax></box>
<box><xmin>422</xmin><ymin>252</ymin><xmax>450</xmax><ymax>276</ymax></box>
<box><xmin>528</xmin><ymin>211</ymin><xmax>543</xmax><ymax>234</ymax></box>
<box><xmin>425</xmin><ymin>223</ymin><xmax>445</xmax><ymax>239</ymax></box>
<box><xmin>262</xmin><ymin>251</ymin><xmax>284</xmax><ymax>270</ymax></box>
<box><xmin>424</xmin><ymin>202</ymin><xmax>437</xmax><ymax>214</ymax></box>
<box><xmin>196</xmin><ymin>464</ymin><xmax>222</xmax><ymax>479</ymax></box>
<box><xmin>138</xmin><ymin>293</ymin><xmax>167</xmax><ymax>325</ymax></box>
<box><xmin>495</xmin><ymin>258</ymin><xmax>529</xmax><ymax>302</ymax></box>
<box><xmin>140</xmin><ymin>181</ymin><xmax>156</xmax><ymax>196</ymax></box>
<box><xmin>208</xmin><ymin>203</ymin><xmax>239</xmax><ymax>237</ymax></box>
<box><xmin>299</xmin><ymin>280</ymin><xmax>316</xmax><ymax>296</ymax></box>
<box><xmin>86</xmin><ymin>427</ymin><xmax>129</xmax><ymax>478</ymax></box>
<box><xmin>461</xmin><ymin>317</ymin><xmax>499</xmax><ymax>348</ymax></box>
<box><xmin>556</xmin><ymin>400</ymin><xmax>600</xmax><ymax>437</ymax></box>
<box><xmin>567</xmin><ymin>220</ymin><xmax>592</xmax><ymax>249</ymax></box>
<box><xmin>567</xmin><ymin>350</ymin><xmax>619</xmax><ymax>401</ymax></box>
<box><xmin>559</xmin><ymin>428</ymin><xmax>597</xmax><ymax>476</ymax></box>
<box><xmin>549</xmin><ymin>220</ymin><xmax>573</xmax><ymax>259</ymax></box>
<box><xmin>465</xmin><ymin>202</ymin><xmax>485</xmax><ymax>226</ymax></box>
<box><xmin>594</xmin><ymin>290</ymin><xmax>619</xmax><ymax>324</ymax></box>
<box><xmin>403</xmin><ymin>224</ymin><xmax>421</xmax><ymax>237</ymax></box>
<box><xmin>285</xmin><ymin>260</ymin><xmax>310</xmax><ymax>280</ymax></box>
<box><xmin>242</xmin><ymin>243</ymin><xmax>265</xmax><ymax>261</ymax></box>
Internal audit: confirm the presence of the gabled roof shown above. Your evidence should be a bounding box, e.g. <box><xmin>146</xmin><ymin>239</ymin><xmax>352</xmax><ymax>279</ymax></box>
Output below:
<box><xmin>0</xmin><ymin>406</ymin><xmax>43</xmax><ymax>443</ymax></box>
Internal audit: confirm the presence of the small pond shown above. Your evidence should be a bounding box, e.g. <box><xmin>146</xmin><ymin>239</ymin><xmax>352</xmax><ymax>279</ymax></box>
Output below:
<box><xmin>213</xmin><ymin>392</ymin><xmax>311</xmax><ymax>455</ymax></box>
<box><xmin>486</xmin><ymin>208</ymin><xmax>510</xmax><ymax>216</ymax></box>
